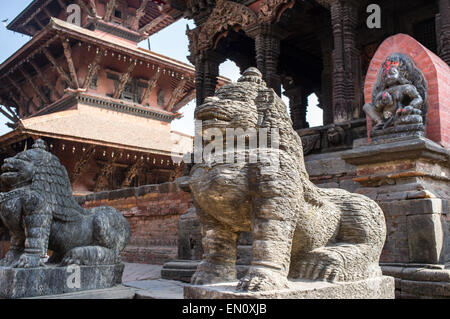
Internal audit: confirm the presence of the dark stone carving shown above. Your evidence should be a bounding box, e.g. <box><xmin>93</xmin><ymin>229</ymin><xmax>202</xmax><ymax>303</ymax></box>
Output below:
<box><xmin>363</xmin><ymin>53</ymin><xmax>427</xmax><ymax>137</ymax></box>
<box><xmin>0</xmin><ymin>139</ymin><xmax>130</xmax><ymax>268</ymax></box>
<box><xmin>189</xmin><ymin>68</ymin><xmax>387</xmax><ymax>292</ymax></box>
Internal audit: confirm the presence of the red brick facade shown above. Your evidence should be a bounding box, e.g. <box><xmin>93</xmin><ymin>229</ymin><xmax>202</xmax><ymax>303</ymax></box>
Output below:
<box><xmin>364</xmin><ymin>33</ymin><xmax>450</xmax><ymax>148</ymax></box>
<box><xmin>79</xmin><ymin>183</ymin><xmax>193</xmax><ymax>265</ymax></box>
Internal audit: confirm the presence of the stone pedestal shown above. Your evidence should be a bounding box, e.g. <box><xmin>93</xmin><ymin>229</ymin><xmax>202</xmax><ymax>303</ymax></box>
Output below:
<box><xmin>0</xmin><ymin>263</ymin><xmax>124</xmax><ymax>299</ymax></box>
<box><xmin>184</xmin><ymin>276</ymin><xmax>395</xmax><ymax>299</ymax></box>
<box><xmin>342</xmin><ymin>135</ymin><xmax>450</xmax><ymax>298</ymax></box>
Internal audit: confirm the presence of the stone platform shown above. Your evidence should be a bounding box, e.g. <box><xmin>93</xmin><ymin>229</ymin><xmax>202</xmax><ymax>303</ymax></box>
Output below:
<box><xmin>184</xmin><ymin>276</ymin><xmax>395</xmax><ymax>299</ymax></box>
<box><xmin>0</xmin><ymin>263</ymin><xmax>124</xmax><ymax>299</ymax></box>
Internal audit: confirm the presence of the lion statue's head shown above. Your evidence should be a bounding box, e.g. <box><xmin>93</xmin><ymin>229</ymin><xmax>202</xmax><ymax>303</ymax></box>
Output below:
<box><xmin>1</xmin><ymin>139</ymin><xmax>86</xmax><ymax>221</ymax></box>
<box><xmin>194</xmin><ymin>67</ymin><xmax>303</xmax><ymax>159</ymax></box>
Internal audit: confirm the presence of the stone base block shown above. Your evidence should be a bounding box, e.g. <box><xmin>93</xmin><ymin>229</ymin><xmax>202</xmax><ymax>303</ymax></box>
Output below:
<box><xmin>0</xmin><ymin>263</ymin><xmax>124</xmax><ymax>299</ymax></box>
<box><xmin>161</xmin><ymin>260</ymin><xmax>200</xmax><ymax>283</ymax></box>
<box><xmin>184</xmin><ymin>276</ymin><xmax>395</xmax><ymax>299</ymax></box>
<box><xmin>382</xmin><ymin>265</ymin><xmax>450</xmax><ymax>298</ymax></box>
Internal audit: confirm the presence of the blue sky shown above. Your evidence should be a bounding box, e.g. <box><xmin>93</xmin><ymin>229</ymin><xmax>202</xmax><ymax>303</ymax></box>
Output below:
<box><xmin>0</xmin><ymin>1</ymin><xmax>322</xmax><ymax>136</ymax></box>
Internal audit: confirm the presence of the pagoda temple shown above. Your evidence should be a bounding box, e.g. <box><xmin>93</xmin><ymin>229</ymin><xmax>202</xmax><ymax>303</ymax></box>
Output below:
<box><xmin>0</xmin><ymin>0</ymin><xmax>229</xmax><ymax>195</ymax></box>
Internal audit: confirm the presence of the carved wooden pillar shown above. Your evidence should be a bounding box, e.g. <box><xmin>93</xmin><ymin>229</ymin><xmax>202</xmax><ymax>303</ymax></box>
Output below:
<box><xmin>330</xmin><ymin>0</ymin><xmax>361</xmax><ymax>123</ymax></box>
<box><xmin>318</xmin><ymin>20</ymin><xmax>334</xmax><ymax>126</ymax></box>
<box><xmin>284</xmin><ymin>86</ymin><xmax>309</xmax><ymax>130</ymax></box>
<box><xmin>194</xmin><ymin>51</ymin><xmax>223</xmax><ymax>106</ymax></box>
<box><xmin>438</xmin><ymin>0</ymin><xmax>450</xmax><ymax>65</ymax></box>
<box><xmin>249</xmin><ymin>24</ymin><xmax>283</xmax><ymax>96</ymax></box>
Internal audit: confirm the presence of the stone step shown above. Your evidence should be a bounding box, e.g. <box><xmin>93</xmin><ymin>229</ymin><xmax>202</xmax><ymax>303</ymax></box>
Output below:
<box><xmin>25</xmin><ymin>285</ymin><xmax>136</xmax><ymax>299</ymax></box>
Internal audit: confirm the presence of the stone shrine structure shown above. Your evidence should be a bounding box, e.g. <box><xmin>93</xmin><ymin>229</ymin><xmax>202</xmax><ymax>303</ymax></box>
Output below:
<box><xmin>0</xmin><ymin>139</ymin><xmax>130</xmax><ymax>298</ymax></box>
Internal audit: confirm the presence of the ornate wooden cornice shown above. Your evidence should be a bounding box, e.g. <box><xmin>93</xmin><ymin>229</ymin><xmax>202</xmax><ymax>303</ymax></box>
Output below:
<box><xmin>258</xmin><ymin>0</ymin><xmax>295</xmax><ymax>23</ymax></box>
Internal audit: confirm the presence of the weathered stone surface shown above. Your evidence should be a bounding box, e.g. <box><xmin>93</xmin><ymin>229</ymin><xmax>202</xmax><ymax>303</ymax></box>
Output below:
<box><xmin>0</xmin><ymin>139</ymin><xmax>131</xmax><ymax>269</ymax></box>
<box><xmin>407</xmin><ymin>213</ymin><xmax>447</xmax><ymax>264</ymax></box>
<box><xmin>0</xmin><ymin>263</ymin><xmax>124</xmax><ymax>299</ymax></box>
<box><xmin>188</xmin><ymin>68</ymin><xmax>388</xmax><ymax>293</ymax></box>
<box><xmin>161</xmin><ymin>260</ymin><xmax>200</xmax><ymax>283</ymax></box>
<box><xmin>126</xmin><ymin>279</ymin><xmax>187</xmax><ymax>299</ymax></box>
<box><xmin>184</xmin><ymin>276</ymin><xmax>395</xmax><ymax>299</ymax></box>
<box><xmin>382</xmin><ymin>266</ymin><xmax>450</xmax><ymax>299</ymax></box>
<box><xmin>26</xmin><ymin>285</ymin><xmax>136</xmax><ymax>299</ymax></box>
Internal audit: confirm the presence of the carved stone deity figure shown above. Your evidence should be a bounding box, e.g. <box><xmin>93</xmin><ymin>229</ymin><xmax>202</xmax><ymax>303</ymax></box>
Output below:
<box><xmin>363</xmin><ymin>53</ymin><xmax>427</xmax><ymax>132</ymax></box>
<box><xmin>189</xmin><ymin>68</ymin><xmax>387</xmax><ymax>292</ymax></box>
<box><xmin>0</xmin><ymin>139</ymin><xmax>130</xmax><ymax>268</ymax></box>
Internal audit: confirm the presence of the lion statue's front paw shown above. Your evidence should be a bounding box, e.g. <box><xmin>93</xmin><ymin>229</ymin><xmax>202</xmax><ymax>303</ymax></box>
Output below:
<box><xmin>237</xmin><ymin>267</ymin><xmax>289</xmax><ymax>292</ymax></box>
<box><xmin>14</xmin><ymin>253</ymin><xmax>45</xmax><ymax>268</ymax></box>
<box><xmin>191</xmin><ymin>261</ymin><xmax>236</xmax><ymax>285</ymax></box>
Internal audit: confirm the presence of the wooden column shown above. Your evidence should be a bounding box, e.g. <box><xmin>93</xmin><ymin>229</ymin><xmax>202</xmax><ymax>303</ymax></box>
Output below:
<box><xmin>70</xmin><ymin>145</ymin><xmax>96</xmax><ymax>184</ymax></box>
<box><xmin>113</xmin><ymin>62</ymin><xmax>136</xmax><ymax>99</ymax></box>
<box><xmin>82</xmin><ymin>49</ymin><xmax>102</xmax><ymax>89</ymax></box>
<box><xmin>330</xmin><ymin>0</ymin><xmax>361</xmax><ymax>123</ymax></box>
<box><xmin>438</xmin><ymin>0</ymin><xmax>450</xmax><ymax>65</ymax></box>
<box><xmin>104</xmin><ymin>0</ymin><xmax>116</xmax><ymax>22</ymax></box>
<box><xmin>61</xmin><ymin>39</ymin><xmax>80</xmax><ymax>89</ymax></box>
<box><xmin>133</xmin><ymin>0</ymin><xmax>148</xmax><ymax>30</ymax></box>
<box><xmin>318</xmin><ymin>22</ymin><xmax>334</xmax><ymax>126</ymax></box>
<box><xmin>121</xmin><ymin>159</ymin><xmax>145</xmax><ymax>188</ymax></box>
<box><xmin>284</xmin><ymin>86</ymin><xmax>309</xmax><ymax>130</ymax></box>
<box><xmin>167</xmin><ymin>79</ymin><xmax>187</xmax><ymax>112</ymax></box>
<box><xmin>43</xmin><ymin>48</ymin><xmax>73</xmax><ymax>88</ymax></box>
<box><xmin>140</xmin><ymin>71</ymin><xmax>161</xmax><ymax>104</ymax></box>
<box><xmin>194</xmin><ymin>51</ymin><xmax>223</xmax><ymax>106</ymax></box>
<box><xmin>249</xmin><ymin>24</ymin><xmax>283</xmax><ymax>96</ymax></box>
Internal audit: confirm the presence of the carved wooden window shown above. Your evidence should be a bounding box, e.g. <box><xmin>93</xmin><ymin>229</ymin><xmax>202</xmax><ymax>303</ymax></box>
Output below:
<box><xmin>413</xmin><ymin>18</ymin><xmax>437</xmax><ymax>53</ymax></box>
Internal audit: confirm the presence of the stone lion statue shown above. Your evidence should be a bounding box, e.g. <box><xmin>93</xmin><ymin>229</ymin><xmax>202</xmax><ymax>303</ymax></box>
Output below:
<box><xmin>189</xmin><ymin>68</ymin><xmax>386</xmax><ymax>292</ymax></box>
<box><xmin>0</xmin><ymin>139</ymin><xmax>130</xmax><ymax>268</ymax></box>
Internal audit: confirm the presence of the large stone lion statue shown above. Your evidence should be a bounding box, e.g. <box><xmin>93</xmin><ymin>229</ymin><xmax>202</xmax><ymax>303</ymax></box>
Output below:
<box><xmin>0</xmin><ymin>139</ymin><xmax>130</xmax><ymax>268</ymax></box>
<box><xmin>189</xmin><ymin>68</ymin><xmax>386</xmax><ymax>291</ymax></box>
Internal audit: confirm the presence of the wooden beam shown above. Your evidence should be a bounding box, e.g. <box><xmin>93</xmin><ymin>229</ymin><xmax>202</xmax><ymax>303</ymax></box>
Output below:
<box><xmin>166</xmin><ymin>79</ymin><xmax>187</xmax><ymax>112</ymax></box>
<box><xmin>77</xmin><ymin>0</ymin><xmax>94</xmax><ymax>17</ymax></box>
<box><xmin>82</xmin><ymin>50</ymin><xmax>102</xmax><ymax>89</ymax></box>
<box><xmin>94</xmin><ymin>158</ymin><xmax>116</xmax><ymax>192</ymax></box>
<box><xmin>43</xmin><ymin>7</ymin><xmax>53</xmax><ymax>19</ymax></box>
<box><xmin>133</xmin><ymin>0</ymin><xmax>149</xmax><ymax>30</ymax></box>
<box><xmin>42</xmin><ymin>47</ymin><xmax>73</xmax><ymax>87</ymax></box>
<box><xmin>56</xmin><ymin>0</ymin><xmax>67</xmax><ymax>10</ymax></box>
<box><xmin>104</xmin><ymin>0</ymin><xmax>117</xmax><ymax>22</ymax></box>
<box><xmin>0</xmin><ymin>107</ymin><xmax>16</xmax><ymax>123</ymax></box>
<box><xmin>121</xmin><ymin>159</ymin><xmax>145</xmax><ymax>188</ymax></box>
<box><xmin>29</xmin><ymin>61</ymin><xmax>56</xmax><ymax>102</ymax></box>
<box><xmin>6</xmin><ymin>75</ymin><xmax>37</xmax><ymax>113</ymax></box>
<box><xmin>21</xmin><ymin>0</ymin><xmax>53</xmax><ymax>28</ymax></box>
<box><xmin>140</xmin><ymin>71</ymin><xmax>161</xmax><ymax>104</ymax></box>
<box><xmin>8</xmin><ymin>92</ymin><xmax>22</xmax><ymax>117</ymax></box>
<box><xmin>172</xmin><ymin>88</ymin><xmax>195</xmax><ymax>112</ymax></box>
<box><xmin>113</xmin><ymin>62</ymin><xmax>136</xmax><ymax>99</ymax></box>
<box><xmin>34</xmin><ymin>17</ymin><xmax>45</xmax><ymax>29</ymax></box>
<box><xmin>4</xmin><ymin>105</ymin><xmax>19</xmax><ymax>121</ymax></box>
<box><xmin>139</xmin><ymin>14</ymin><xmax>167</xmax><ymax>34</ymax></box>
<box><xmin>70</xmin><ymin>145</ymin><xmax>95</xmax><ymax>183</ymax></box>
<box><xmin>19</xmin><ymin>67</ymin><xmax>49</xmax><ymax>106</ymax></box>
<box><xmin>89</xmin><ymin>0</ymin><xmax>97</xmax><ymax>16</ymax></box>
<box><xmin>61</xmin><ymin>39</ymin><xmax>80</xmax><ymax>89</ymax></box>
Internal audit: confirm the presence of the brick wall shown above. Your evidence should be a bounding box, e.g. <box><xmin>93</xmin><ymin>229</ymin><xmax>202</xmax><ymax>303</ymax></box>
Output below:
<box><xmin>77</xmin><ymin>182</ymin><xmax>193</xmax><ymax>265</ymax></box>
<box><xmin>364</xmin><ymin>33</ymin><xmax>450</xmax><ymax>148</ymax></box>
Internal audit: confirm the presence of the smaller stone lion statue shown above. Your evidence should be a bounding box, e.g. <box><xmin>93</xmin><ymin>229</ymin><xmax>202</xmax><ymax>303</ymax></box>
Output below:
<box><xmin>0</xmin><ymin>139</ymin><xmax>130</xmax><ymax>268</ymax></box>
<box><xmin>189</xmin><ymin>68</ymin><xmax>386</xmax><ymax>292</ymax></box>
<box><xmin>363</xmin><ymin>53</ymin><xmax>427</xmax><ymax>132</ymax></box>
